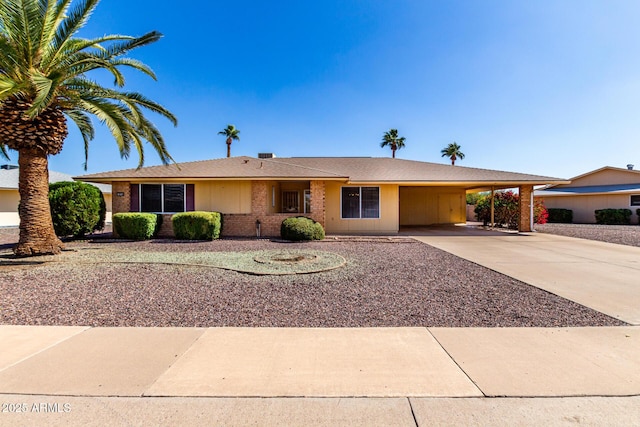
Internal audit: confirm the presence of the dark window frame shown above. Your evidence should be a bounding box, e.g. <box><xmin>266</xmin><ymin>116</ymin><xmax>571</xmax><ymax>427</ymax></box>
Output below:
<box><xmin>340</xmin><ymin>186</ymin><xmax>380</xmax><ymax>219</ymax></box>
<box><xmin>138</xmin><ymin>183</ymin><xmax>186</xmax><ymax>213</ymax></box>
<box><xmin>630</xmin><ymin>195</ymin><xmax>640</xmax><ymax>207</ymax></box>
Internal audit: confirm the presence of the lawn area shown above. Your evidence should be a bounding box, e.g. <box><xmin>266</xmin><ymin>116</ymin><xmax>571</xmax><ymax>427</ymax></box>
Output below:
<box><xmin>0</xmin><ymin>234</ymin><xmax>624</xmax><ymax>328</ymax></box>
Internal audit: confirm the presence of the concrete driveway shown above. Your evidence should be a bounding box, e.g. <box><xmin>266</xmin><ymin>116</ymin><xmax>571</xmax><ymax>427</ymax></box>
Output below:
<box><xmin>411</xmin><ymin>229</ymin><xmax>640</xmax><ymax>325</ymax></box>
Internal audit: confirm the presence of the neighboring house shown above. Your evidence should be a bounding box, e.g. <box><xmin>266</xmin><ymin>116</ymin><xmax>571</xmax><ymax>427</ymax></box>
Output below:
<box><xmin>0</xmin><ymin>164</ymin><xmax>112</xmax><ymax>227</ymax></box>
<box><xmin>535</xmin><ymin>165</ymin><xmax>640</xmax><ymax>224</ymax></box>
<box><xmin>77</xmin><ymin>155</ymin><xmax>567</xmax><ymax>237</ymax></box>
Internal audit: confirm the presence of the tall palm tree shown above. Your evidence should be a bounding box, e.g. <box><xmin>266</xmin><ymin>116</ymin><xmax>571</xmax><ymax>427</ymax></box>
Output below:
<box><xmin>218</xmin><ymin>124</ymin><xmax>240</xmax><ymax>157</ymax></box>
<box><xmin>0</xmin><ymin>0</ymin><xmax>177</xmax><ymax>256</ymax></box>
<box><xmin>380</xmin><ymin>128</ymin><xmax>405</xmax><ymax>159</ymax></box>
<box><xmin>441</xmin><ymin>142</ymin><xmax>465</xmax><ymax>165</ymax></box>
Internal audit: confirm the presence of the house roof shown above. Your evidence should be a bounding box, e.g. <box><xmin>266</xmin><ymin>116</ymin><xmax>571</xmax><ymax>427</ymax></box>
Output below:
<box><xmin>76</xmin><ymin>156</ymin><xmax>568</xmax><ymax>188</ymax></box>
<box><xmin>0</xmin><ymin>165</ymin><xmax>111</xmax><ymax>193</ymax></box>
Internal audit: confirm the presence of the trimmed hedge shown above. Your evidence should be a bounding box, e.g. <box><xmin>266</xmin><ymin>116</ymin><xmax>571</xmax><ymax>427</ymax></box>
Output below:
<box><xmin>547</xmin><ymin>208</ymin><xmax>573</xmax><ymax>224</ymax></box>
<box><xmin>49</xmin><ymin>181</ymin><xmax>106</xmax><ymax>237</ymax></box>
<box><xmin>113</xmin><ymin>213</ymin><xmax>159</xmax><ymax>240</ymax></box>
<box><xmin>281</xmin><ymin>216</ymin><xmax>325</xmax><ymax>241</ymax></box>
<box><xmin>594</xmin><ymin>209</ymin><xmax>631</xmax><ymax>225</ymax></box>
<box><xmin>172</xmin><ymin>211</ymin><xmax>222</xmax><ymax>240</ymax></box>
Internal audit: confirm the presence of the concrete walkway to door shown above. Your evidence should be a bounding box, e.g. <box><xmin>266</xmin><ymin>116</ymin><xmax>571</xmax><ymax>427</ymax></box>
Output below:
<box><xmin>410</xmin><ymin>228</ymin><xmax>640</xmax><ymax>325</ymax></box>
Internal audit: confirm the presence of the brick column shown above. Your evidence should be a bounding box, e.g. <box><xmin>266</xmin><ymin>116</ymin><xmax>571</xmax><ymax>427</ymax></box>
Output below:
<box><xmin>519</xmin><ymin>185</ymin><xmax>533</xmax><ymax>232</ymax></box>
<box><xmin>251</xmin><ymin>181</ymin><xmax>268</xmax><ymax>215</ymax></box>
<box><xmin>111</xmin><ymin>182</ymin><xmax>130</xmax><ymax>214</ymax></box>
<box><xmin>309</xmin><ymin>180</ymin><xmax>326</xmax><ymax>227</ymax></box>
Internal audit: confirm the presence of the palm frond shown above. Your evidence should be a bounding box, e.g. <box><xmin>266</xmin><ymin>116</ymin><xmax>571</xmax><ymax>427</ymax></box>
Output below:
<box><xmin>99</xmin><ymin>31</ymin><xmax>162</xmax><ymax>60</ymax></box>
<box><xmin>51</xmin><ymin>0</ymin><xmax>99</xmax><ymax>53</ymax></box>
<box><xmin>0</xmin><ymin>142</ymin><xmax>11</xmax><ymax>160</ymax></box>
<box><xmin>110</xmin><ymin>58</ymin><xmax>157</xmax><ymax>80</ymax></box>
<box><xmin>64</xmin><ymin>108</ymin><xmax>94</xmax><ymax>169</ymax></box>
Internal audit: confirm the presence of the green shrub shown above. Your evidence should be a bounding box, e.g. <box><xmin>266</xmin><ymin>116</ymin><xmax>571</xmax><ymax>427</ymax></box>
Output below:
<box><xmin>281</xmin><ymin>216</ymin><xmax>325</xmax><ymax>241</ymax></box>
<box><xmin>547</xmin><ymin>208</ymin><xmax>573</xmax><ymax>223</ymax></box>
<box><xmin>113</xmin><ymin>213</ymin><xmax>158</xmax><ymax>240</ymax></box>
<box><xmin>49</xmin><ymin>181</ymin><xmax>106</xmax><ymax>237</ymax></box>
<box><xmin>172</xmin><ymin>211</ymin><xmax>222</xmax><ymax>240</ymax></box>
<box><xmin>594</xmin><ymin>209</ymin><xmax>631</xmax><ymax>225</ymax></box>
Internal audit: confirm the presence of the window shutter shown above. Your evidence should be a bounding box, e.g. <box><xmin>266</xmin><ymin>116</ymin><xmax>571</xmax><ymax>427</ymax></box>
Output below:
<box><xmin>186</xmin><ymin>184</ymin><xmax>195</xmax><ymax>211</ymax></box>
<box><xmin>129</xmin><ymin>184</ymin><xmax>139</xmax><ymax>212</ymax></box>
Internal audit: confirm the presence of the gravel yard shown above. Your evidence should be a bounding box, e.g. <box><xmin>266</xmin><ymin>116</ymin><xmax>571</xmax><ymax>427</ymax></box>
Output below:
<box><xmin>536</xmin><ymin>223</ymin><xmax>640</xmax><ymax>247</ymax></box>
<box><xmin>0</xmin><ymin>235</ymin><xmax>625</xmax><ymax>328</ymax></box>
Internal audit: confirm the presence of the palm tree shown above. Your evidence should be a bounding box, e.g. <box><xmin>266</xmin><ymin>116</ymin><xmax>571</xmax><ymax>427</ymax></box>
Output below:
<box><xmin>0</xmin><ymin>0</ymin><xmax>177</xmax><ymax>256</ymax></box>
<box><xmin>218</xmin><ymin>124</ymin><xmax>240</xmax><ymax>157</ymax></box>
<box><xmin>441</xmin><ymin>142</ymin><xmax>465</xmax><ymax>165</ymax></box>
<box><xmin>380</xmin><ymin>128</ymin><xmax>405</xmax><ymax>158</ymax></box>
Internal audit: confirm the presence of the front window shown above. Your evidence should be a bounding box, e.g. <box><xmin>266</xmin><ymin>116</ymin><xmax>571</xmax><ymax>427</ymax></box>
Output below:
<box><xmin>631</xmin><ymin>195</ymin><xmax>640</xmax><ymax>206</ymax></box>
<box><xmin>341</xmin><ymin>186</ymin><xmax>380</xmax><ymax>219</ymax></box>
<box><xmin>139</xmin><ymin>184</ymin><xmax>185</xmax><ymax>213</ymax></box>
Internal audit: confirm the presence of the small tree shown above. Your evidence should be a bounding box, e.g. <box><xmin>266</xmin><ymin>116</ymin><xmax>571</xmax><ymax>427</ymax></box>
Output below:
<box><xmin>218</xmin><ymin>125</ymin><xmax>240</xmax><ymax>157</ymax></box>
<box><xmin>441</xmin><ymin>142</ymin><xmax>465</xmax><ymax>165</ymax></box>
<box><xmin>380</xmin><ymin>129</ymin><xmax>406</xmax><ymax>158</ymax></box>
<box><xmin>49</xmin><ymin>181</ymin><xmax>106</xmax><ymax>237</ymax></box>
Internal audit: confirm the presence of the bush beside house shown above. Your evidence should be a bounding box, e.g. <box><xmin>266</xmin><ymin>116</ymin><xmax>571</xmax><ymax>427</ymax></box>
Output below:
<box><xmin>594</xmin><ymin>209</ymin><xmax>632</xmax><ymax>225</ymax></box>
<box><xmin>172</xmin><ymin>211</ymin><xmax>222</xmax><ymax>240</ymax></box>
<box><xmin>281</xmin><ymin>216</ymin><xmax>325</xmax><ymax>241</ymax></box>
<box><xmin>547</xmin><ymin>208</ymin><xmax>573</xmax><ymax>223</ymax></box>
<box><xmin>113</xmin><ymin>213</ymin><xmax>160</xmax><ymax>240</ymax></box>
<box><xmin>49</xmin><ymin>181</ymin><xmax>106</xmax><ymax>237</ymax></box>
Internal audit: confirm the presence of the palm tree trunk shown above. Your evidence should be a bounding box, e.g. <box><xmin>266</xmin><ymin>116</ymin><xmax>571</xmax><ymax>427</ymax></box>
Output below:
<box><xmin>226</xmin><ymin>139</ymin><xmax>231</xmax><ymax>157</ymax></box>
<box><xmin>14</xmin><ymin>149</ymin><xmax>64</xmax><ymax>256</ymax></box>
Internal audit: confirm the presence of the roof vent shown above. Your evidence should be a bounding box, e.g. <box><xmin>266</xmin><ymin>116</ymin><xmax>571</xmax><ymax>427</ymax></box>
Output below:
<box><xmin>258</xmin><ymin>153</ymin><xmax>276</xmax><ymax>159</ymax></box>
<box><xmin>627</xmin><ymin>164</ymin><xmax>634</xmax><ymax>170</ymax></box>
<box><xmin>1</xmin><ymin>164</ymin><xmax>18</xmax><ymax>170</ymax></box>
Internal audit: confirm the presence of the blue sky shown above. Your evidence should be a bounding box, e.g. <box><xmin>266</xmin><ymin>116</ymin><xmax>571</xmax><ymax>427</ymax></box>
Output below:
<box><xmin>39</xmin><ymin>0</ymin><xmax>640</xmax><ymax>178</ymax></box>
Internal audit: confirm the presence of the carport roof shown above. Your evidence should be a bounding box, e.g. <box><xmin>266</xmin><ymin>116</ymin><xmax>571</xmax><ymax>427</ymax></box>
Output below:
<box><xmin>77</xmin><ymin>156</ymin><xmax>568</xmax><ymax>187</ymax></box>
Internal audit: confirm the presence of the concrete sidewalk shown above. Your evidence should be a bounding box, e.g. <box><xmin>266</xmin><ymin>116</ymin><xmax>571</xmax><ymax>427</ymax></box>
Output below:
<box><xmin>413</xmin><ymin>232</ymin><xmax>640</xmax><ymax>325</ymax></box>
<box><xmin>0</xmin><ymin>325</ymin><xmax>639</xmax><ymax>425</ymax></box>
<box><xmin>2</xmin><ymin>231</ymin><xmax>640</xmax><ymax>425</ymax></box>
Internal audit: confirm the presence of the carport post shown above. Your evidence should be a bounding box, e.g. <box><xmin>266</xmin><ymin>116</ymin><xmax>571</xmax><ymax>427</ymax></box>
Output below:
<box><xmin>490</xmin><ymin>186</ymin><xmax>495</xmax><ymax>228</ymax></box>
<box><xmin>518</xmin><ymin>185</ymin><xmax>534</xmax><ymax>232</ymax></box>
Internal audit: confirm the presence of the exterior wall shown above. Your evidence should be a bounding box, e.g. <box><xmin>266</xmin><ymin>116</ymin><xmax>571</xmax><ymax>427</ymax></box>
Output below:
<box><xmin>221</xmin><ymin>180</ymin><xmax>326</xmax><ymax>237</ymax></box>
<box><xmin>323</xmin><ymin>182</ymin><xmax>398</xmax><ymax>234</ymax></box>
<box><xmin>111</xmin><ymin>182</ymin><xmax>130</xmax><ymax>214</ymax></box>
<box><xmin>399</xmin><ymin>187</ymin><xmax>466</xmax><ymax>226</ymax></box>
<box><xmin>518</xmin><ymin>185</ymin><xmax>533</xmax><ymax>232</ymax></box>
<box><xmin>541</xmin><ymin>194</ymin><xmax>640</xmax><ymax>224</ymax></box>
<box><xmin>0</xmin><ymin>189</ymin><xmax>20</xmax><ymax>227</ymax></box>
<box><xmin>195</xmin><ymin>181</ymin><xmax>251</xmax><ymax>213</ymax></box>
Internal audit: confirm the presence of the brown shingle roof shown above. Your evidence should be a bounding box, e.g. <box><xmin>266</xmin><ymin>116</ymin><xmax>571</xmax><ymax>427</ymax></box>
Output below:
<box><xmin>77</xmin><ymin>156</ymin><xmax>568</xmax><ymax>187</ymax></box>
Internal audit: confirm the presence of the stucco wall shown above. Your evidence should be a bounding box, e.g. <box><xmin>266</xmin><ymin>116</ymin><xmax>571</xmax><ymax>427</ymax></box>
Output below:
<box><xmin>324</xmin><ymin>182</ymin><xmax>399</xmax><ymax>234</ymax></box>
<box><xmin>0</xmin><ymin>189</ymin><xmax>20</xmax><ymax>227</ymax></box>
<box><xmin>399</xmin><ymin>186</ymin><xmax>466</xmax><ymax>226</ymax></box>
<box><xmin>541</xmin><ymin>194</ymin><xmax>639</xmax><ymax>224</ymax></box>
<box><xmin>194</xmin><ymin>181</ymin><xmax>252</xmax><ymax>214</ymax></box>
